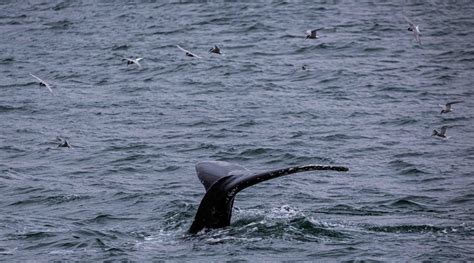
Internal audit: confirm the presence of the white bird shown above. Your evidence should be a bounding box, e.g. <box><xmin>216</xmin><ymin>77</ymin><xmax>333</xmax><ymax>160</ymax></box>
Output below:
<box><xmin>305</xmin><ymin>28</ymin><xmax>323</xmax><ymax>39</ymax></box>
<box><xmin>403</xmin><ymin>15</ymin><xmax>421</xmax><ymax>45</ymax></box>
<box><xmin>123</xmin><ymin>57</ymin><xmax>143</xmax><ymax>68</ymax></box>
<box><xmin>177</xmin><ymin>45</ymin><xmax>202</xmax><ymax>58</ymax></box>
<box><xmin>30</xmin><ymin>73</ymin><xmax>54</xmax><ymax>95</ymax></box>
<box><xmin>439</xmin><ymin>101</ymin><xmax>463</xmax><ymax>114</ymax></box>
<box><xmin>432</xmin><ymin>126</ymin><xmax>449</xmax><ymax>139</ymax></box>
<box><xmin>208</xmin><ymin>45</ymin><xmax>221</xmax><ymax>55</ymax></box>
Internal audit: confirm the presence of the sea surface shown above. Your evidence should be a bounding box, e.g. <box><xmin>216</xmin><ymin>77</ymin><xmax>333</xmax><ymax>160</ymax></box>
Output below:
<box><xmin>1</xmin><ymin>0</ymin><xmax>473</xmax><ymax>261</ymax></box>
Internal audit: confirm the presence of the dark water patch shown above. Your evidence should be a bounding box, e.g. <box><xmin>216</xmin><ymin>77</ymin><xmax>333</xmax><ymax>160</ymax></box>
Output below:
<box><xmin>321</xmin><ymin>133</ymin><xmax>371</xmax><ymax>141</ymax></box>
<box><xmin>239</xmin><ymin>147</ymin><xmax>274</xmax><ymax>157</ymax></box>
<box><xmin>155</xmin><ymin>165</ymin><xmax>180</xmax><ymax>172</ymax></box>
<box><xmin>378</xmin><ymin>86</ymin><xmax>417</xmax><ymax>93</ymax></box>
<box><xmin>263</xmin><ymin>153</ymin><xmax>322</xmax><ymax>165</ymax></box>
<box><xmin>363</xmin><ymin>46</ymin><xmax>386</xmax><ymax>52</ymax></box>
<box><xmin>83</xmin><ymin>214</ymin><xmax>137</xmax><ymax>225</ymax></box>
<box><xmin>52</xmin><ymin>1</ymin><xmax>75</xmax><ymax>11</ymax></box>
<box><xmin>0</xmin><ymin>57</ymin><xmax>15</xmax><ymax>64</ymax></box>
<box><xmin>387</xmin><ymin>199</ymin><xmax>426</xmax><ymax>210</ymax></box>
<box><xmin>7</xmin><ymin>186</ymin><xmax>46</xmax><ymax>198</ymax></box>
<box><xmin>317</xmin><ymin>77</ymin><xmax>339</xmax><ymax>84</ymax></box>
<box><xmin>279</xmin><ymin>33</ymin><xmax>304</xmax><ymax>40</ymax></box>
<box><xmin>348</xmin><ymin>111</ymin><xmax>382</xmax><ymax>118</ymax></box>
<box><xmin>367</xmin><ymin>225</ymin><xmax>446</xmax><ymax>234</ymax></box>
<box><xmin>151</xmin><ymin>27</ymin><xmax>187</xmax><ymax>35</ymax></box>
<box><xmin>44</xmin><ymin>194</ymin><xmax>91</xmax><ymax>205</ymax></box>
<box><xmin>15</xmin><ymin>231</ymin><xmax>57</xmax><ymax>241</ymax></box>
<box><xmin>393</xmin><ymin>151</ymin><xmax>425</xmax><ymax>158</ymax></box>
<box><xmin>108</xmin><ymin>154</ymin><xmax>152</xmax><ymax>164</ymax></box>
<box><xmin>0</xmin><ymin>20</ymin><xmax>21</xmax><ymax>26</ymax></box>
<box><xmin>438</xmin><ymin>116</ymin><xmax>470</xmax><ymax>122</ymax></box>
<box><xmin>347</xmin><ymin>146</ymin><xmax>387</xmax><ymax>154</ymax></box>
<box><xmin>389</xmin><ymin>159</ymin><xmax>428</xmax><ymax>176</ymax></box>
<box><xmin>0</xmin><ymin>14</ymin><xmax>27</xmax><ymax>19</ymax></box>
<box><xmin>449</xmin><ymin>193</ymin><xmax>474</xmax><ymax>204</ymax></box>
<box><xmin>234</xmin><ymin>119</ymin><xmax>257</xmax><ymax>128</ymax></box>
<box><xmin>398</xmin><ymin>167</ymin><xmax>428</xmax><ymax>176</ymax></box>
<box><xmin>43</xmin><ymin>20</ymin><xmax>74</xmax><ymax>30</ymax></box>
<box><xmin>8</xmin><ymin>194</ymin><xmax>90</xmax><ymax>206</ymax></box>
<box><xmin>110</xmin><ymin>44</ymin><xmax>130</xmax><ymax>51</ymax></box>
<box><xmin>0</xmin><ymin>105</ymin><xmax>28</xmax><ymax>112</ymax></box>
<box><xmin>0</xmin><ymin>247</ymin><xmax>16</xmax><ymax>255</ymax></box>
<box><xmin>318</xmin><ymin>204</ymin><xmax>386</xmax><ymax>216</ymax></box>
<box><xmin>377</xmin><ymin>116</ymin><xmax>418</xmax><ymax>126</ymax></box>
<box><xmin>212</xmin><ymin>153</ymin><xmax>253</xmax><ymax>163</ymax></box>
<box><xmin>287</xmin><ymin>217</ymin><xmax>347</xmax><ymax>240</ymax></box>
<box><xmin>103</xmin><ymin>143</ymin><xmax>151</xmax><ymax>153</ymax></box>
<box><xmin>243</xmin><ymin>22</ymin><xmax>277</xmax><ymax>33</ymax></box>
<box><xmin>195</xmin><ymin>16</ymin><xmax>232</xmax><ymax>26</ymax></box>
<box><xmin>436</xmin><ymin>74</ymin><xmax>456</xmax><ymax>81</ymax></box>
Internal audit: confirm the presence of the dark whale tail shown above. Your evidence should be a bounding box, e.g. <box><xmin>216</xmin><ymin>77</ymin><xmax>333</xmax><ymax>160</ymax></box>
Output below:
<box><xmin>188</xmin><ymin>161</ymin><xmax>349</xmax><ymax>234</ymax></box>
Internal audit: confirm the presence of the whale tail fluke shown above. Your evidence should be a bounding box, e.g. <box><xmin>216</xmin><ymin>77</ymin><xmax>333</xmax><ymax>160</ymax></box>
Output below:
<box><xmin>189</xmin><ymin>161</ymin><xmax>349</xmax><ymax>234</ymax></box>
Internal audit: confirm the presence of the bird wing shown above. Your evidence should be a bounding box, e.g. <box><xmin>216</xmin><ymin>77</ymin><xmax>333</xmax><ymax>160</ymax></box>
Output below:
<box><xmin>440</xmin><ymin>126</ymin><xmax>447</xmax><ymax>136</ymax></box>
<box><xmin>44</xmin><ymin>82</ymin><xmax>54</xmax><ymax>94</ymax></box>
<box><xmin>177</xmin><ymin>45</ymin><xmax>189</xmax><ymax>53</ymax></box>
<box><xmin>135</xmin><ymin>58</ymin><xmax>143</xmax><ymax>62</ymax></box>
<box><xmin>30</xmin><ymin>73</ymin><xmax>44</xmax><ymax>83</ymax></box>
<box><xmin>312</xmin><ymin>28</ymin><xmax>323</xmax><ymax>33</ymax></box>
<box><xmin>191</xmin><ymin>52</ymin><xmax>202</xmax><ymax>59</ymax></box>
<box><xmin>30</xmin><ymin>73</ymin><xmax>54</xmax><ymax>94</ymax></box>
<box><xmin>447</xmin><ymin>101</ymin><xmax>463</xmax><ymax>106</ymax></box>
<box><xmin>177</xmin><ymin>45</ymin><xmax>202</xmax><ymax>58</ymax></box>
<box><xmin>413</xmin><ymin>29</ymin><xmax>421</xmax><ymax>45</ymax></box>
<box><xmin>403</xmin><ymin>15</ymin><xmax>415</xmax><ymax>27</ymax></box>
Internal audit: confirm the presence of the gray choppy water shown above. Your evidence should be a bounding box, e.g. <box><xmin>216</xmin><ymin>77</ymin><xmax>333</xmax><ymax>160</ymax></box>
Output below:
<box><xmin>1</xmin><ymin>1</ymin><xmax>474</xmax><ymax>261</ymax></box>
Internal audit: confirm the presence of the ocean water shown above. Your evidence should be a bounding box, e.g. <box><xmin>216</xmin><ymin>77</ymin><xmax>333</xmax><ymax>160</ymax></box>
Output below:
<box><xmin>1</xmin><ymin>0</ymin><xmax>473</xmax><ymax>261</ymax></box>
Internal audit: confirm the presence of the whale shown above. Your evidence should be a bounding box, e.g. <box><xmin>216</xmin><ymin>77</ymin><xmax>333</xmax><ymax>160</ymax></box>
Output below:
<box><xmin>188</xmin><ymin>161</ymin><xmax>349</xmax><ymax>234</ymax></box>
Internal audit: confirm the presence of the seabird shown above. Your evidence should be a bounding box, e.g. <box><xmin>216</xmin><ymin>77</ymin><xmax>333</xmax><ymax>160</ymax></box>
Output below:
<box><xmin>432</xmin><ymin>126</ymin><xmax>448</xmax><ymax>139</ymax></box>
<box><xmin>305</xmin><ymin>28</ymin><xmax>323</xmax><ymax>39</ymax></box>
<box><xmin>56</xmin><ymin>137</ymin><xmax>71</xmax><ymax>148</ymax></box>
<box><xmin>123</xmin><ymin>57</ymin><xmax>143</xmax><ymax>68</ymax></box>
<box><xmin>404</xmin><ymin>15</ymin><xmax>421</xmax><ymax>45</ymax></box>
<box><xmin>302</xmin><ymin>65</ymin><xmax>308</xmax><ymax>70</ymax></box>
<box><xmin>439</xmin><ymin>101</ymin><xmax>463</xmax><ymax>114</ymax></box>
<box><xmin>208</xmin><ymin>45</ymin><xmax>221</xmax><ymax>55</ymax></box>
<box><xmin>30</xmin><ymin>73</ymin><xmax>54</xmax><ymax>95</ymax></box>
<box><xmin>177</xmin><ymin>45</ymin><xmax>202</xmax><ymax>58</ymax></box>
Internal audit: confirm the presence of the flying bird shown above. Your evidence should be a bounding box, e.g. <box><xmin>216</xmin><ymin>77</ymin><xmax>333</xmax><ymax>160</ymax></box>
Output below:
<box><xmin>177</xmin><ymin>45</ymin><xmax>202</xmax><ymax>58</ymax></box>
<box><xmin>305</xmin><ymin>28</ymin><xmax>323</xmax><ymax>39</ymax></box>
<box><xmin>439</xmin><ymin>101</ymin><xmax>463</xmax><ymax>114</ymax></box>
<box><xmin>432</xmin><ymin>126</ymin><xmax>448</xmax><ymax>139</ymax></box>
<box><xmin>123</xmin><ymin>57</ymin><xmax>143</xmax><ymax>68</ymax></box>
<box><xmin>30</xmin><ymin>73</ymin><xmax>54</xmax><ymax>95</ymax></box>
<box><xmin>208</xmin><ymin>45</ymin><xmax>221</xmax><ymax>55</ymax></box>
<box><xmin>404</xmin><ymin>15</ymin><xmax>421</xmax><ymax>45</ymax></box>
